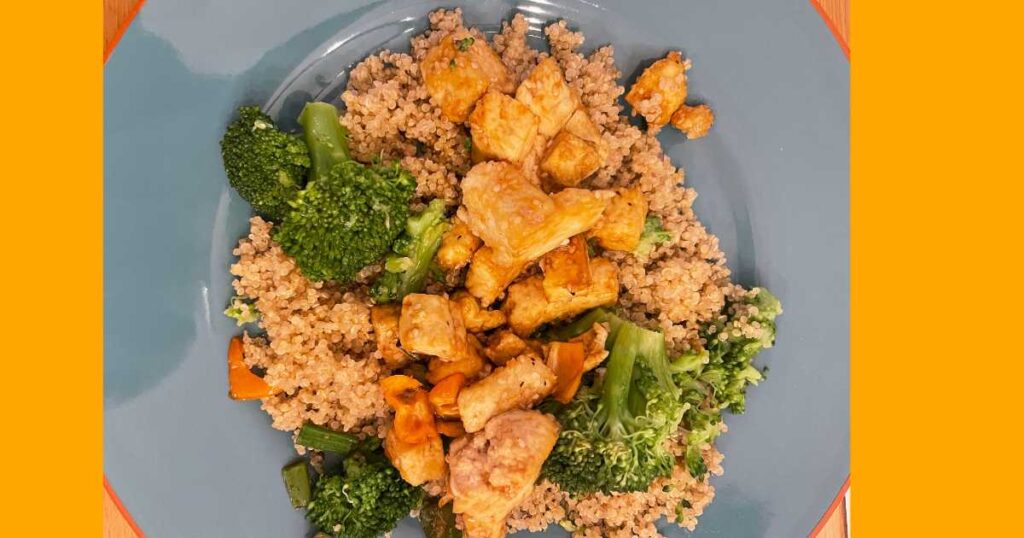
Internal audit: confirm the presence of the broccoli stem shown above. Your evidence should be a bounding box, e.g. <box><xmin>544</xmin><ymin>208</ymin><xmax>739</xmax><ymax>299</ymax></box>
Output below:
<box><xmin>281</xmin><ymin>459</ymin><xmax>312</xmax><ymax>509</ymax></box>
<box><xmin>295</xmin><ymin>423</ymin><xmax>360</xmax><ymax>454</ymax></box>
<box><xmin>298</xmin><ymin>102</ymin><xmax>351</xmax><ymax>181</ymax></box>
<box><xmin>599</xmin><ymin>322</ymin><xmax>642</xmax><ymax>438</ymax></box>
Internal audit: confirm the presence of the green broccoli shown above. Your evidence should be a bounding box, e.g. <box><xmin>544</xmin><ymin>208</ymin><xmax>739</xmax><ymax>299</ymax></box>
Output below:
<box><xmin>274</xmin><ymin>103</ymin><xmax>416</xmax><ymax>283</ymax></box>
<box><xmin>633</xmin><ymin>216</ymin><xmax>672</xmax><ymax>258</ymax></box>
<box><xmin>543</xmin><ymin>319</ymin><xmax>685</xmax><ymax>494</ymax></box>
<box><xmin>297</xmin><ymin>102</ymin><xmax>351</xmax><ymax>182</ymax></box>
<box><xmin>223</xmin><ymin>296</ymin><xmax>260</xmax><ymax>326</ymax></box>
<box><xmin>670</xmin><ymin>287</ymin><xmax>782</xmax><ymax>478</ymax></box>
<box><xmin>371</xmin><ymin>199</ymin><xmax>451</xmax><ymax>303</ymax></box>
<box><xmin>220</xmin><ymin>106</ymin><xmax>311</xmax><ymax>222</ymax></box>
<box><xmin>699</xmin><ymin>287</ymin><xmax>781</xmax><ymax>414</ymax></box>
<box><xmin>306</xmin><ymin>449</ymin><xmax>422</xmax><ymax>538</ymax></box>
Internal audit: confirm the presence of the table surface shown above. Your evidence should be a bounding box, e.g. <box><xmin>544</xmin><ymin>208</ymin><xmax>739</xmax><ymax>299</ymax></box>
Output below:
<box><xmin>101</xmin><ymin>1</ymin><xmax>850</xmax><ymax>536</ymax></box>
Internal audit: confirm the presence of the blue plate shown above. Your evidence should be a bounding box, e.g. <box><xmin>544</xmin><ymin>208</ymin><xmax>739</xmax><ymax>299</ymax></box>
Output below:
<box><xmin>104</xmin><ymin>1</ymin><xmax>848</xmax><ymax>536</ymax></box>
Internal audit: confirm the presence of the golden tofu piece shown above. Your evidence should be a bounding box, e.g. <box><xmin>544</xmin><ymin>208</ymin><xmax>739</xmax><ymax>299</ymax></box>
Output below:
<box><xmin>504</xmin><ymin>258</ymin><xmax>620</xmax><ymax>336</ymax></box>
<box><xmin>398</xmin><ymin>294</ymin><xmax>469</xmax><ymax>361</ymax></box>
<box><xmin>464</xmin><ymin>246</ymin><xmax>529</xmax><ymax>307</ymax></box>
<box><xmin>540</xmin><ymin>130</ymin><xmax>604</xmax><ymax>187</ymax></box>
<box><xmin>469</xmin><ymin>91</ymin><xmax>541</xmax><ymax>164</ymax></box>
<box><xmin>540</xmin><ymin>235</ymin><xmax>592</xmax><ymax>303</ymax></box>
<box><xmin>426</xmin><ymin>335</ymin><xmax>486</xmax><ymax>384</ymax></box>
<box><xmin>384</xmin><ymin>425</ymin><xmax>445</xmax><ymax>486</ymax></box>
<box><xmin>625</xmin><ymin>51</ymin><xmax>689</xmax><ymax>127</ymax></box>
<box><xmin>589</xmin><ymin>187</ymin><xmax>648</xmax><ymax>251</ymax></box>
<box><xmin>563</xmin><ymin>108</ymin><xmax>604</xmax><ymax>148</ymax></box>
<box><xmin>437</xmin><ymin>217</ymin><xmax>482</xmax><ymax>271</ymax></box>
<box><xmin>484</xmin><ymin>330</ymin><xmax>542</xmax><ymax>366</ymax></box>
<box><xmin>515</xmin><ymin>57</ymin><xmax>578</xmax><ymax>137</ymax></box>
<box><xmin>457</xmin><ymin>355</ymin><xmax>556</xmax><ymax>432</ymax></box>
<box><xmin>461</xmin><ymin>162</ymin><xmax>609</xmax><ymax>265</ymax></box>
<box><xmin>420</xmin><ymin>31</ymin><xmax>514</xmax><ymax>122</ymax></box>
<box><xmin>671</xmin><ymin>104</ymin><xmax>715</xmax><ymax>139</ymax></box>
<box><xmin>371</xmin><ymin>304</ymin><xmax>408</xmax><ymax>368</ymax></box>
<box><xmin>452</xmin><ymin>291</ymin><xmax>506</xmax><ymax>333</ymax></box>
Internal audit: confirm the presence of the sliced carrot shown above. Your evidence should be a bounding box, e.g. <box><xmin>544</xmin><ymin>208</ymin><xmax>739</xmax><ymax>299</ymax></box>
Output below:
<box><xmin>393</xmin><ymin>391</ymin><xmax>437</xmax><ymax>444</ymax></box>
<box><xmin>381</xmin><ymin>375</ymin><xmax>425</xmax><ymax>409</ymax></box>
<box><xmin>436</xmin><ymin>419</ymin><xmax>466</xmax><ymax>438</ymax></box>
<box><xmin>428</xmin><ymin>373</ymin><xmax>467</xmax><ymax>418</ymax></box>
<box><xmin>227</xmin><ymin>336</ymin><xmax>277</xmax><ymax>400</ymax></box>
<box><xmin>547</xmin><ymin>341</ymin><xmax>586</xmax><ymax>404</ymax></box>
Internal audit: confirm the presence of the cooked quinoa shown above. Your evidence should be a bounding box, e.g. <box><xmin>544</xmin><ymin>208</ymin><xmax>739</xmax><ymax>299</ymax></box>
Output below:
<box><xmin>227</xmin><ymin>8</ymin><xmax>767</xmax><ymax>536</ymax></box>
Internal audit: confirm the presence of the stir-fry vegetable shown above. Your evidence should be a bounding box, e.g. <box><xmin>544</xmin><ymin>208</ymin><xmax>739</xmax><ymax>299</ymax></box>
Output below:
<box><xmin>546</xmin><ymin>342</ymin><xmax>585</xmax><ymax>404</ymax></box>
<box><xmin>281</xmin><ymin>459</ymin><xmax>312</xmax><ymax>509</ymax></box>
<box><xmin>227</xmin><ymin>336</ymin><xmax>276</xmax><ymax>400</ymax></box>
<box><xmin>294</xmin><ymin>423</ymin><xmax>359</xmax><ymax>455</ymax></box>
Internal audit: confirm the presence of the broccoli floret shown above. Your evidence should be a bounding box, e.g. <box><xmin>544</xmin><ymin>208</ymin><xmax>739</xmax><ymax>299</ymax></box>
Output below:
<box><xmin>274</xmin><ymin>103</ymin><xmax>416</xmax><ymax>283</ymax></box>
<box><xmin>223</xmin><ymin>296</ymin><xmax>259</xmax><ymax>326</ymax></box>
<box><xmin>543</xmin><ymin>319</ymin><xmax>685</xmax><ymax>494</ymax></box>
<box><xmin>633</xmin><ymin>216</ymin><xmax>672</xmax><ymax>258</ymax></box>
<box><xmin>670</xmin><ymin>287</ymin><xmax>782</xmax><ymax>478</ymax></box>
<box><xmin>220</xmin><ymin>106</ymin><xmax>310</xmax><ymax>222</ymax></box>
<box><xmin>371</xmin><ymin>199</ymin><xmax>451</xmax><ymax>303</ymax></box>
<box><xmin>700</xmin><ymin>287</ymin><xmax>781</xmax><ymax>414</ymax></box>
<box><xmin>306</xmin><ymin>449</ymin><xmax>422</xmax><ymax>538</ymax></box>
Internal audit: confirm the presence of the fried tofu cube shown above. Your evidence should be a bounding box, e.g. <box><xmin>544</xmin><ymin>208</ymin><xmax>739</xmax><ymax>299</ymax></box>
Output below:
<box><xmin>563</xmin><ymin>108</ymin><xmax>605</xmax><ymax>148</ymax></box>
<box><xmin>437</xmin><ymin>216</ymin><xmax>482</xmax><ymax>271</ymax></box>
<box><xmin>504</xmin><ymin>258</ymin><xmax>620</xmax><ymax>336</ymax></box>
<box><xmin>540</xmin><ymin>235</ymin><xmax>592</xmax><ymax>302</ymax></box>
<box><xmin>457</xmin><ymin>355</ymin><xmax>556</xmax><ymax>432</ymax></box>
<box><xmin>515</xmin><ymin>57</ymin><xmax>579</xmax><ymax>137</ymax></box>
<box><xmin>625</xmin><ymin>51</ymin><xmax>689</xmax><ymax>127</ymax></box>
<box><xmin>384</xmin><ymin>425</ymin><xmax>445</xmax><ymax>486</ymax></box>
<box><xmin>670</xmin><ymin>104</ymin><xmax>715</xmax><ymax>139</ymax></box>
<box><xmin>371</xmin><ymin>304</ymin><xmax>408</xmax><ymax>368</ymax></box>
<box><xmin>398</xmin><ymin>294</ymin><xmax>469</xmax><ymax>361</ymax></box>
<box><xmin>540</xmin><ymin>130</ymin><xmax>604</xmax><ymax>187</ymax></box>
<box><xmin>484</xmin><ymin>330</ymin><xmax>542</xmax><ymax>366</ymax></box>
<box><xmin>427</xmin><ymin>335</ymin><xmax>487</xmax><ymax>384</ymax></box>
<box><xmin>464</xmin><ymin>246</ymin><xmax>529</xmax><ymax>307</ymax></box>
<box><xmin>588</xmin><ymin>187</ymin><xmax>648</xmax><ymax>251</ymax></box>
<box><xmin>461</xmin><ymin>162</ymin><xmax>610</xmax><ymax>264</ymax></box>
<box><xmin>421</xmin><ymin>31</ymin><xmax>514</xmax><ymax>122</ymax></box>
<box><xmin>468</xmin><ymin>91</ymin><xmax>541</xmax><ymax>164</ymax></box>
<box><xmin>452</xmin><ymin>291</ymin><xmax>506</xmax><ymax>332</ymax></box>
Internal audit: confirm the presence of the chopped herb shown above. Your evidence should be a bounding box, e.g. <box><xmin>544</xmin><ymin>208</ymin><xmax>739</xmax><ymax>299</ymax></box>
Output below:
<box><xmin>455</xmin><ymin>36</ymin><xmax>475</xmax><ymax>52</ymax></box>
<box><xmin>448</xmin><ymin>58</ymin><xmax>457</xmax><ymax>69</ymax></box>
<box><xmin>463</xmin><ymin>136</ymin><xmax>472</xmax><ymax>153</ymax></box>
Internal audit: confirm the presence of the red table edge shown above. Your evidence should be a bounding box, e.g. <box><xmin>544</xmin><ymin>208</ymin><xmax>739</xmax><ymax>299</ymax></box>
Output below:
<box><xmin>809</xmin><ymin>475</ymin><xmax>851</xmax><ymax>537</ymax></box>
<box><xmin>104</xmin><ymin>475</ymin><xmax>147</xmax><ymax>537</ymax></box>
<box><xmin>102</xmin><ymin>2</ymin><xmax>851</xmax><ymax>536</ymax></box>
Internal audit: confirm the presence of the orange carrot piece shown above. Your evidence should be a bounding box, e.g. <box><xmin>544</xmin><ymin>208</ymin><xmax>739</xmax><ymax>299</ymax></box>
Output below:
<box><xmin>428</xmin><ymin>373</ymin><xmax>467</xmax><ymax>418</ymax></box>
<box><xmin>381</xmin><ymin>375</ymin><xmax>425</xmax><ymax>409</ymax></box>
<box><xmin>436</xmin><ymin>419</ymin><xmax>467</xmax><ymax>438</ymax></box>
<box><xmin>547</xmin><ymin>341</ymin><xmax>585</xmax><ymax>404</ymax></box>
<box><xmin>393</xmin><ymin>391</ymin><xmax>438</xmax><ymax>444</ymax></box>
<box><xmin>227</xmin><ymin>336</ymin><xmax>277</xmax><ymax>400</ymax></box>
